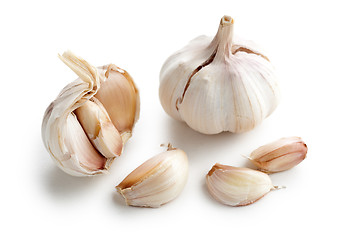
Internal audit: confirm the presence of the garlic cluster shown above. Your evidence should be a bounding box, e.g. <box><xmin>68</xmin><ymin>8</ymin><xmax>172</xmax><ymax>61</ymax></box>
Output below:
<box><xmin>249</xmin><ymin>137</ymin><xmax>308</xmax><ymax>173</ymax></box>
<box><xmin>116</xmin><ymin>144</ymin><xmax>188</xmax><ymax>208</ymax></box>
<box><xmin>159</xmin><ymin>15</ymin><xmax>280</xmax><ymax>134</ymax></box>
<box><xmin>206</xmin><ymin>164</ymin><xmax>278</xmax><ymax>206</ymax></box>
<box><xmin>41</xmin><ymin>51</ymin><xmax>140</xmax><ymax>176</ymax></box>
<box><xmin>40</xmin><ymin>15</ymin><xmax>303</xmax><ymax>209</ymax></box>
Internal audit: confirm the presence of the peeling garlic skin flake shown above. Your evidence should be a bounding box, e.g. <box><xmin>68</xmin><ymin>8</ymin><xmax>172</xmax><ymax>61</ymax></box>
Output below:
<box><xmin>159</xmin><ymin>15</ymin><xmax>279</xmax><ymax>134</ymax></box>
<box><xmin>41</xmin><ymin>51</ymin><xmax>140</xmax><ymax>176</ymax></box>
<box><xmin>206</xmin><ymin>164</ymin><xmax>274</xmax><ymax>206</ymax></box>
<box><xmin>116</xmin><ymin>145</ymin><xmax>189</xmax><ymax>208</ymax></box>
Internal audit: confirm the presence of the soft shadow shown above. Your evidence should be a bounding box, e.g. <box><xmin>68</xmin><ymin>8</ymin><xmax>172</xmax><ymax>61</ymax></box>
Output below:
<box><xmin>201</xmin><ymin>179</ymin><xmax>217</xmax><ymax>205</ymax></box>
<box><xmin>38</xmin><ymin>144</ymin><xmax>103</xmax><ymax>200</ymax></box>
<box><xmin>112</xmin><ymin>191</ymin><xmax>127</xmax><ymax>207</ymax></box>
<box><xmin>111</xmin><ymin>191</ymin><xmax>162</xmax><ymax>214</ymax></box>
<box><xmin>163</xmin><ymin>117</ymin><xmax>248</xmax><ymax>162</ymax></box>
<box><xmin>44</xmin><ymin>167</ymin><xmax>103</xmax><ymax>199</ymax></box>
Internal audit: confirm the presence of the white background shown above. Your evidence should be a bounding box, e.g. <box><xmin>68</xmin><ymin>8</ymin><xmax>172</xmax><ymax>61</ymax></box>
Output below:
<box><xmin>1</xmin><ymin>0</ymin><xmax>359</xmax><ymax>239</ymax></box>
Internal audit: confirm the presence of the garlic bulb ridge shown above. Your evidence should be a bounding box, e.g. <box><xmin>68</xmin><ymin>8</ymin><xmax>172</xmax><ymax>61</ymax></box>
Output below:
<box><xmin>42</xmin><ymin>51</ymin><xmax>140</xmax><ymax>176</ymax></box>
<box><xmin>159</xmin><ymin>15</ymin><xmax>280</xmax><ymax>134</ymax></box>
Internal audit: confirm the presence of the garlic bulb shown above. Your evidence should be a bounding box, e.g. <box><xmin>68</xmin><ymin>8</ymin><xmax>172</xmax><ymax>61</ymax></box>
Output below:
<box><xmin>206</xmin><ymin>163</ymin><xmax>280</xmax><ymax>206</ymax></box>
<box><xmin>116</xmin><ymin>144</ymin><xmax>188</xmax><ymax>208</ymax></box>
<box><xmin>159</xmin><ymin>15</ymin><xmax>279</xmax><ymax>134</ymax></box>
<box><xmin>249</xmin><ymin>137</ymin><xmax>308</xmax><ymax>173</ymax></box>
<box><xmin>42</xmin><ymin>51</ymin><xmax>140</xmax><ymax>176</ymax></box>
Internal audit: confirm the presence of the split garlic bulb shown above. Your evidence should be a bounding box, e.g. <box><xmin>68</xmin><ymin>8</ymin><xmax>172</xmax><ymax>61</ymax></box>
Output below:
<box><xmin>206</xmin><ymin>164</ymin><xmax>278</xmax><ymax>206</ymax></box>
<box><xmin>159</xmin><ymin>15</ymin><xmax>280</xmax><ymax>134</ymax></box>
<box><xmin>42</xmin><ymin>51</ymin><xmax>140</xmax><ymax>176</ymax></box>
<box><xmin>116</xmin><ymin>144</ymin><xmax>188</xmax><ymax>208</ymax></box>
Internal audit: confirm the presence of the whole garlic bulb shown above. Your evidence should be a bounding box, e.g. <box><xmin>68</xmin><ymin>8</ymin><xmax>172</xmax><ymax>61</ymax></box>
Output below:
<box><xmin>159</xmin><ymin>16</ymin><xmax>280</xmax><ymax>134</ymax></box>
<box><xmin>42</xmin><ymin>51</ymin><xmax>140</xmax><ymax>176</ymax></box>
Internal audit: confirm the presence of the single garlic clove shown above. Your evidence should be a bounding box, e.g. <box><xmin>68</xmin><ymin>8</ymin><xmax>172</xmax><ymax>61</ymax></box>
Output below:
<box><xmin>95</xmin><ymin>64</ymin><xmax>140</xmax><ymax>134</ymax></box>
<box><xmin>249</xmin><ymin>137</ymin><xmax>308</xmax><ymax>173</ymax></box>
<box><xmin>116</xmin><ymin>144</ymin><xmax>189</xmax><ymax>208</ymax></box>
<box><xmin>206</xmin><ymin>164</ymin><xmax>276</xmax><ymax>206</ymax></box>
<box><xmin>159</xmin><ymin>15</ymin><xmax>279</xmax><ymax>134</ymax></box>
<box><xmin>74</xmin><ymin>98</ymin><xmax>124</xmax><ymax>158</ymax></box>
<box><xmin>64</xmin><ymin>113</ymin><xmax>108</xmax><ymax>174</ymax></box>
<box><xmin>42</xmin><ymin>51</ymin><xmax>140</xmax><ymax>176</ymax></box>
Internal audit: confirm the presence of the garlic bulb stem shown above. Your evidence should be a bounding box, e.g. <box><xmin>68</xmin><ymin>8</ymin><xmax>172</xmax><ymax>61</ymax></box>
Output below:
<box><xmin>210</xmin><ymin>15</ymin><xmax>234</xmax><ymax>60</ymax></box>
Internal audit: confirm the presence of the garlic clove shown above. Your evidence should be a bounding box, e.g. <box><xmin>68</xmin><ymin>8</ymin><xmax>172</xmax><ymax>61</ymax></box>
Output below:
<box><xmin>64</xmin><ymin>113</ymin><xmax>108</xmax><ymax>174</ymax></box>
<box><xmin>249</xmin><ymin>137</ymin><xmax>308</xmax><ymax>173</ymax></box>
<box><xmin>42</xmin><ymin>51</ymin><xmax>140</xmax><ymax>176</ymax></box>
<box><xmin>116</xmin><ymin>144</ymin><xmax>188</xmax><ymax>208</ymax></box>
<box><xmin>206</xmin><ymin>163</ymin><xmax>276</xmax><ymax>206</ymax></box>
<box><xmin>159</xmin><ymin>15</ymin><xmax>279</xmax><ymax>134</ymax></box>
<box><xmin>74</xmin><ymin>98</ymin><xmax>124</xmax><ymax>158</ymax></box>
<box><xmin>95</xmin><ymin>64</ymin><xmax>140</xmax><ymax>134</ymax></box>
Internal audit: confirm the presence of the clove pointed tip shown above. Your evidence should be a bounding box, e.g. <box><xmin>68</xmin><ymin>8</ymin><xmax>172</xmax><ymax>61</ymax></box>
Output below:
<box><xmin>272</xmin><ymin>185</ymin><xmax>286</xmax><ymax>191</ymax></box>
<box><xmin>160</xmin><ymin>143</ymin><xmax>176</xmax><ymax>151</ymax></box>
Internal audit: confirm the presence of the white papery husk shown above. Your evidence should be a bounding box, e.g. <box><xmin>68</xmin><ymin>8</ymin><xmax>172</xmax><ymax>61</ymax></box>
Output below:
<box><xmin>159</xmin><ymin>16</ymin><xmax>280</xmax><ymax>134</ymax></box>
<box><xmin>42</xmin><ymin>51</ymin><xmax>139</xmax><ymax>176</ymax></box>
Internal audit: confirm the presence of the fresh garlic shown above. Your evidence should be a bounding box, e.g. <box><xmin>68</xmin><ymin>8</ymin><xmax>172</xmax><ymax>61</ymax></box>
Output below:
<box><xmin>159</xmin><ymin>15</ymin><xmax>280</xmax><ymax>134</ymax></box>
<box><xmin>41</xmin><ymin>51</ymin><xmax>140</xmax><ymax>176</ymax></box>
<box><xmin>206</xmin><ymin>163</ymin><xmax>280</xmax><ymax>206</ymax></box>
<box><xmin>116</xmin><ymin>144</ymin><xmax>188</xmax><ymax>208</ymax></box>
<box><xmin>249</xmin><ymin>137</ymin><xmax>308</xmax><ymax>173</ymax></box>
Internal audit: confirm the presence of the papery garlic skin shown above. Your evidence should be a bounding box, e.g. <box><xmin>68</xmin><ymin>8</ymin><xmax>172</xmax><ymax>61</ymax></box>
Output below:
<box><xmin>116</xmin><ymin>145</ymin><xmax>188</xmax><ymax>208</ymax></box>
<box><xmin>42</xmin><ymin>51</ymin><xmax>139</xmax><ymax>176</ymax></box>
<box><xmin>206</xmin><ymin>164</ymin><xmax>274</xmax><ymax>206</ymax></box>
<box><xmin>159</xmin><ymin>16</ymin><xmax>279</xmax><ymax>134</ymax></box>
<box><xmin>250</xmin><ymin>137</ymin><xmax>308</xmax><ymax>173</ymax></box>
